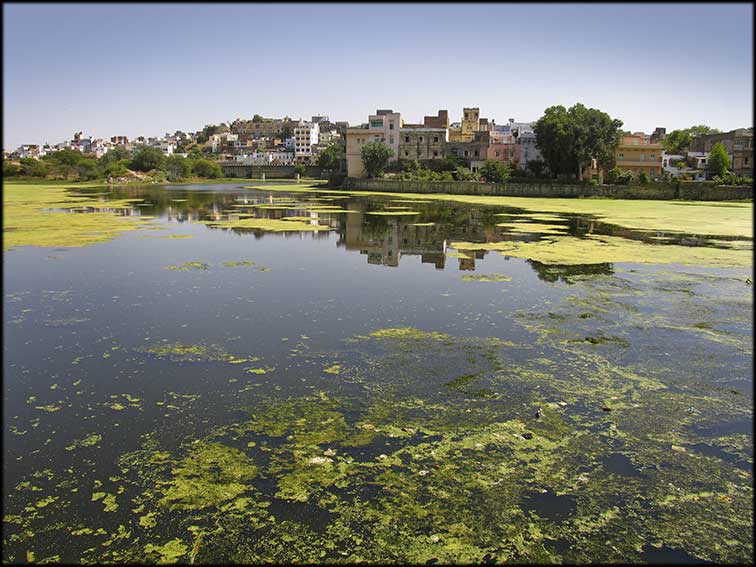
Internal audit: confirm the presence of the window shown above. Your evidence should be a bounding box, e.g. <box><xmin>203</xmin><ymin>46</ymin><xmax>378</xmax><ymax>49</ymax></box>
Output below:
<box><xmin>495</xmin><ymin>151</ymin><xmax>500</xmax><ymax>157</ymax></box>
<box><xmin>370</xmin><ymin>120</ymin><xmax>383</xmax><ymax>128</ymax></box>
<box><xmin>619</xmin><ymin>153</ymin><xmax>624</xmax><ymax>160</ymax></box>
<box><xmin>419</xmin><ymin>137</ymin><xmax>423</xmax><ymax>143</ymax></box>
<box><xmin>433</xmin><ymin>151</ymin><xmax>438</xmax><ymax>157</ymax></box>
<box><xmin>389</xmin><ymin>122</ymin><xmax>394</xmax><ymax>130</ymax></box>
<box><xmin>639</xmin><ymin>154</ymin><xmax>645</xmax><ymax>161</ymax></box>
<box><xmin>464</xmin><ymin>150</ymin><xmax>469</xmax><ymax>157</ymax></box>
<box><xmin>433</xmin><ymin>136</ymin><xmax>439</xmax><ymax>143</ymax></box>
<box><xmin>405</xmin><ymin>136</ymin><xmax>409</xmax><ymax>143</ymax></box>
<box><xmin>474</xmin><ymin>150</ymin><xmax>479</xmax><ymax>157</ymax></box>
<box><xmin>650</xmin><ymin>153</ymin><xmax>655</xmax><ymax>159</ymax></box>
<box><xmin>405</xmin><ymin>151</ymin><xmax>409</xmax><ymax>157</ymax></box>
<box><xmin>389</xmin><ymin>137</ymin><xmax>394</xmax><ymax>145</ymax></box>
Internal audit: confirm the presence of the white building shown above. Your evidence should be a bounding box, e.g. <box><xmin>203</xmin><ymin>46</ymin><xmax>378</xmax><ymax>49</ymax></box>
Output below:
<box><xmin>516</xmin><ymin>129</ymin><xmax>543</xmax><ymax>171</ymax></box>
<box><xmin>662</xmin><ymin>153</ymin><xmax>685</xmax><ymax>177</ymax></box>
<box><xmin>265</xmin><ymin>149</ymin><xmax>295</xmax><ymax>165</ymax></box>
<box><xmin>158</xmin><ymin>142</ymin><xmax>176</xmax><ymax>156</ymax></box>
<box><xmin>294</xmin><ymin>122</ymin><xmax>319</xmax><ymax>163</ymax></box>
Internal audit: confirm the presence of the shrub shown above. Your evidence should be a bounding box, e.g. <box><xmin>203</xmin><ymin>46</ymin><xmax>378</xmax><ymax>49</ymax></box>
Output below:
<box><xmin>191</xmin><ymin>159</ymin><xmax>222</xmax><ymax>179</ymax></box>
<box><xmin>605</xmin><ymin>167</ymin><xmax>635</xmax><ymax>185</ymax></box>
<box><xmin>479</xmin><ymin>160</ymin><xmax>512</xmax><ymax>183</ymax></box>
<box><xmin>638</xmin><ymin>172</ymin><xmax>650</xmax><ymax>185</ymax></box>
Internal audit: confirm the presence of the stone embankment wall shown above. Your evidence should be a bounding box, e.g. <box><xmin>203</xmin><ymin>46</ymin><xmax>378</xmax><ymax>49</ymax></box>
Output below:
<box><xmin>341</xmin><ymin>178</ymin><xmax>752</xmax><ymax>201</ymax></box>
<box><xmin>219</xmin><ymin>163</ymin><xmax>323</xmax><ymax>179</ymax></box>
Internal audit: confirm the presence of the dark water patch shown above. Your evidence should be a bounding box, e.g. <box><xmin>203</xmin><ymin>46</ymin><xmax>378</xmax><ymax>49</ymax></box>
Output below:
<box><xmin>690</xmin><ymin>443</ymin><xmax>752</xmax><ymax>471</ymax></box>
<box><xmin>522</xmin><ymin>490</ymin><xmax>576</xmax><ymax>521</ymax></box>
<box><xmin>267</xmin><ymin>498</ymin><xmax>335</xmax><ymax>533</ymax></box>
<box><xmin>602</xmin><ymin>453</ymin><xmax>643</xmax><ymax>477</ymax></box>
<box><xmin>691</xmin><ymin>417</ymin><xmax>753</xmax><ymax>437</ymax></box>
<box><xmin>640</xmin><ymin>544</ymin><xmax>711</xmax><ymax>564</ymax></box>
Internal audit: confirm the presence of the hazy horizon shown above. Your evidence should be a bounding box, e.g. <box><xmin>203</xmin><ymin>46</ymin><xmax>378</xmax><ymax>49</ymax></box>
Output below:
<box><xmin>3</xmin><ymin>3</ymin><xmax>753</xmax><ymax>149</ymax></box>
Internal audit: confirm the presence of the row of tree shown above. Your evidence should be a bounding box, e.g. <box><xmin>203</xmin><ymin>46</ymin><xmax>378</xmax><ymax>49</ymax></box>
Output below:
<box><xmin>3</xmin><ymin>146</ymin><xmax>223</xmax><ymax>182</ymax></box>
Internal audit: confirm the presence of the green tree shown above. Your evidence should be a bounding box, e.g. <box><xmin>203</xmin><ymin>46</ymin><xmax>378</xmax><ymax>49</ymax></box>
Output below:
<box><xmin>76</xmin><ymin>158</ymin><xmax>100</xmax><ymax>181</ymax></box>
<box><xmin>317</xmin><ymin>144</ymin><xmax>345</xmax><ymax>171</ymax></box>
<box><xmin>19</xmin><ymin>158</ymin><xmax>50</xmax><ymax>177</ymax></box>
<box><xmin>98</xmin><ymin>146</ymin><xmax>131</xmax><ymax>169</ymax></box>
<box><xmin>533</xmin><ymin>104</ymin><xmax>622</xmax><ymax>178</ymax></box>
<box><xmin>526</xmin><ymin>159</ymin><xmax>547</xmax><ymax>178</ymax></box>
<box><xmin>252</xmin><ymin>114</ymin><xmax>264</xmax><ymax>123</ymax></box>
<box><xmin>52</xmin><ymin>148</ymin><xmax>86</xmax><ymax>167</ymax></box>
<box><xmin>103</xmin><ymin>159</ymin><xmax>129</xmax><ymax>178</ymax></box>
<box><xmin>191</xmin><ymin>159</ymin><xmax>222</xmax><ymax>179</ymax></box>
<box><xmin>638</xmin><ymin>172</ymin><xmax>650</xmax><ymax>185</ymax></box>
<box><xmin>294</xmin><ymin>163</ymin><xmax>306</xmax><ymax>177</ymax></box>
<box><xmin>533</xmin><ymin>105</ymin><xmax>575</xmax><ymax>177</ymax></box>
<box><xmin>663</xmin><ymin>125</ymin><xmax>720</xmax><ymax>154</ymax></box>
<box><xmin>3</xmin><ymin>161</ymin><xmax>20</xmax><ymax>177</ymax></box>
<box><xmin>165</xmin><ymin>155</ymin><xmax>191</xmax><ymax>181</ymax></box>
<box><xmin>707</xmin><ymin>142</ymin><xmax>730</xmax><ymax>178</ymax></box>
<box><xmin>130</xmin><ymin>146</ymin><xmax>165</xmax><ymax>172</ymax></box>
<box><xmin>360</xmin><ymin>141</ymin><xmax>393</xmax><ymax>178</ymax></box>
<box><xmin>479</xmin><ymin>160</ymin><xmax>511</xmax><ymax>183</ymax></box>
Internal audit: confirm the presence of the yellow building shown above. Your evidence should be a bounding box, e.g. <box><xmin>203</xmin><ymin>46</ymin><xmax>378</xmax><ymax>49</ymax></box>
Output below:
<box><xmin>614</xmin><ymin>134</ymin><xmax>663</xmax><ymax>178</ymax></box>
<box><xmin>460</xmin><ymin>107</ymin><xmax>480</xmax><ymax>142</ymax></box>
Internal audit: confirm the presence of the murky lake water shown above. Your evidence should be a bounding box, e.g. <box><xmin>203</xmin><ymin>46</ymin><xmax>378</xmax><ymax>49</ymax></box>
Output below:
<box><xmin>3</xmin><ymin>182</ymin><xmax>753</xmax><ymax>563</ymax></box>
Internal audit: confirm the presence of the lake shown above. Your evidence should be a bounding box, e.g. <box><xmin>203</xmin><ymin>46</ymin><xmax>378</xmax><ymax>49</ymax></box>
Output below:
<box><xmin>3</xmin><ymin>181</ymin><xmax>753</xmax><ymax>563</ymax></box>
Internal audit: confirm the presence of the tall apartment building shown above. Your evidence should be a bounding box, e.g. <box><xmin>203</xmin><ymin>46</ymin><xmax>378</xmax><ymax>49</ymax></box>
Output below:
<box><xmin>294</xmin><ymin>122</ymin><xmax>319</xmax><ymax>164</ymax></box>
<box><xmin>346</xmin><ymin>109</ymin><xmax>402</xmax><ymax>177</ymax></box>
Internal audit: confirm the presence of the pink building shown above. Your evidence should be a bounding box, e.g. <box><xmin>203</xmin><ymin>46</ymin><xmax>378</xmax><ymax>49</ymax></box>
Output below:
<box><xmin>487</xmin><ymin>142</ymin><xmax>519</xmax><ymax>166</ymax></box>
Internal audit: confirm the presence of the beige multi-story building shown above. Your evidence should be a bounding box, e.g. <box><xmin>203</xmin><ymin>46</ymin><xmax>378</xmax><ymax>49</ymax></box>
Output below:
<box><xmin>614</xmin><ymin>134</ymin><xmax>663</xmax><ymax>178</ymax></box>
<box><xmin>346</xmin><ymin>109</ymin><xmax>402</xmax><ymax>177</ymax></box>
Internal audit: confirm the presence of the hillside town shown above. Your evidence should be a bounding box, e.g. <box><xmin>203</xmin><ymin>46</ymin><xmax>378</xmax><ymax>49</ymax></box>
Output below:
<box><xmin>4</xmin><ymin>106</ymin><xmax>753</xmax><ymax>183</ymax></box>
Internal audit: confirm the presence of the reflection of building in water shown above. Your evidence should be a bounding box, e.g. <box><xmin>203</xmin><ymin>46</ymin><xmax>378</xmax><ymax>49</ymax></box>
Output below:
<box><xmin>459</xmin><ymin>257</ymin><xmax>476</xmax><ymax>271</ymax></box>
<box><xmin>341</xmin><ymin>202</ymin><xmax>492</xmax><ymax>269</ymax></box>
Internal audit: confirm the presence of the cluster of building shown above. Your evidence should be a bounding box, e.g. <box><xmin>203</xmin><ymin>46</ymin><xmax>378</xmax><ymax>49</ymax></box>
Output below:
<box><xmin>7</xmin><ymin>131</ymin><xmax>188</xmax><ymax>161</ymax></box>
<box><xmin>5</xmin><ymin>107</ymin><xmax>752</xmax><ymax>181</ymax></box>
<box><xmin>345</xmin><ymin>108</ymin><xmax>544</xmax><ymax>178</ymax></box>
<box><xmin>4</xmin><ymin>115</ymin><xmax>349</xmax><ymax>167</ymax></box>
<box><xmin>345</xmin><ymin>107</ymin><xmax>753</xmax><ymax>180</ymax></box>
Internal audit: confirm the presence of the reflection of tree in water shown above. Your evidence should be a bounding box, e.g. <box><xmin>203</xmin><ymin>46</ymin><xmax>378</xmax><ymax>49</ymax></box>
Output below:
<box><xmin>526</xmin><ymin>260</ymin><xmax>614</xmax><ymax>284</ymax></box>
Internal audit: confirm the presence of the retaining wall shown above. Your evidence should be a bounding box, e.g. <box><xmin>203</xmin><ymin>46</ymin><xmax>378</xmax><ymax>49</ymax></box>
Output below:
<box><xmin>341</xmin><ymin>178</ymin><xmax>752</xmax><ymax>201</ymax></box>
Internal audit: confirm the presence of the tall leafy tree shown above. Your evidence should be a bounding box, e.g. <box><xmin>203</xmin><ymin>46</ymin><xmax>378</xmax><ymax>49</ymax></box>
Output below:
<box><xmin>130</xmin><ymin>146</ymin><xmax>165</xmax><ymax>172</ymax></box>
<box><xmin>707</xmin><ymin>142</ymin><xmax>730</xmax><ymax>178</ymax></box>
<box><xmin>317</xmin><ymin>144</ymin><xmax>345</xmax><ymax>171</ymax></box>
<box><xmin>360</xmin><ymin>141</ymin><xmax>393</xmax><ymax>178</ymax></box>
<box><xmin>533</xmin><ymin>105</ymin><xmax>575</xmax><ymax>178</ymax></box>
<box><xmin>534</xmin><ymin>104</ymin><xmax>622</xmax><ymax>178</ymax></box>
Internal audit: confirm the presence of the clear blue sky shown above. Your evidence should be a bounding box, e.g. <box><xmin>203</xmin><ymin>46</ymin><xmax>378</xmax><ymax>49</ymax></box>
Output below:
<box><xmin>3</xmin><ymin>3</ymin><xmax>753</xmax><ymax>149</ymax></box>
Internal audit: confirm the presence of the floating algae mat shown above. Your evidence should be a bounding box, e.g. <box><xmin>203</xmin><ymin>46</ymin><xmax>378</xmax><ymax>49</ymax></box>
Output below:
<box><xmin>3</xmin><ymin>180</ymin><xmax>752</xmax><ymax>564</ymax></box>
<box><xmin>366</xmin><ymin>210</ymin><xmax>421</xmax><ymax>216</ymax></box>
<box><xmin>3</xmin><ymin>182</ymin><xmax>154</xmax><ymax>250</ymax></box>
<box><xmin>461</xmin><ymin>273</ymin><xmax>513</xmax><ymax>282</ymax></box>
